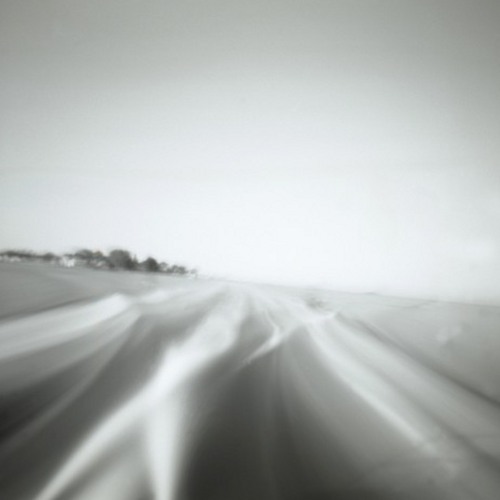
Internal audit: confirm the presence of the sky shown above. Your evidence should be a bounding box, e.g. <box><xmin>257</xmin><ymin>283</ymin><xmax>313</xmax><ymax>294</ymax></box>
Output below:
<box><xmin>1</xmin><ymin>0</ymin><xmax>500</xmax><ymax>303</ymax></box>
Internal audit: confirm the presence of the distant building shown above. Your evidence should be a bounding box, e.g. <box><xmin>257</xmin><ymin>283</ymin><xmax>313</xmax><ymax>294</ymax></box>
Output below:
<box><xmin>60</xmin><ymin>255</ymin><xmax>78</xmax><ymax>267</ymax></box>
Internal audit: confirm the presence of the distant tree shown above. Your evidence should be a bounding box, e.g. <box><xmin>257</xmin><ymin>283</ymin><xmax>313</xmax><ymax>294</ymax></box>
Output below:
<box><xmin>0</xmin><ymin>247</ymin><xmax>198</xmax><ymax>277</ymax></box>
<box><xmin>72</xmin><ymin>249</ymin><xmax>109</xmax><ymax>268</ymax></box>
<box><xmin>74</xmin><ymin>249</ymin><xmax>95</xmax><ymax>261</ymax></box>
<box><xmin>169</xmin><ymin>264</ymin><xmax>188</xmax><ymax>275</ymax></box>
<box><xmin>108</xmin><ymin>249</ymin><xmax>137</xmax><ymax>270</ymax></box>
<box><xmin>142</xmin><ymin>257</ymin><xmax>160</xmax><ymax>273</ymax></box>
<box><xmin>41</xmin><ymin>252</ymin><xmax>58</xmax><ymax>262</ymax></box>
<box><xmin>2</xmin><ymin>249</ymin><xmax>34</xmax><ymax>259</ymax></box>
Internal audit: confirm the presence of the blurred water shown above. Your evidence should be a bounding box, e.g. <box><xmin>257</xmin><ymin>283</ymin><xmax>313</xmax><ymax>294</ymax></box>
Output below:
<box><xmin>1</xmin><ymin>266</ymin><xmax>500</xmax><ymax>499</ymax></box>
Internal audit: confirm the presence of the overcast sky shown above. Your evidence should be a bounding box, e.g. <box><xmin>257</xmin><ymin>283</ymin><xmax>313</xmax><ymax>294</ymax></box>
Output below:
<box><xmin>1</xmin><ymin>0</ymin><xmax>500</xmax><ymax>303</ymax></box>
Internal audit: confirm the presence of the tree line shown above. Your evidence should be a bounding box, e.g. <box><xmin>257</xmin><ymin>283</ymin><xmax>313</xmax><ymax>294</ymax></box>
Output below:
<box><xmin>0</xmin><ymin>248</ymin><xmax>196</xmax><ymax>276</ymax></box>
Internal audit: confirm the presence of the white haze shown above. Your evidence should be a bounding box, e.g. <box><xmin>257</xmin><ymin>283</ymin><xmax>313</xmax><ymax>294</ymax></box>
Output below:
<box><xmin>1</xmin><ymin>0</ymin><xmax>500</xmax><ymax>303</ymax></box>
